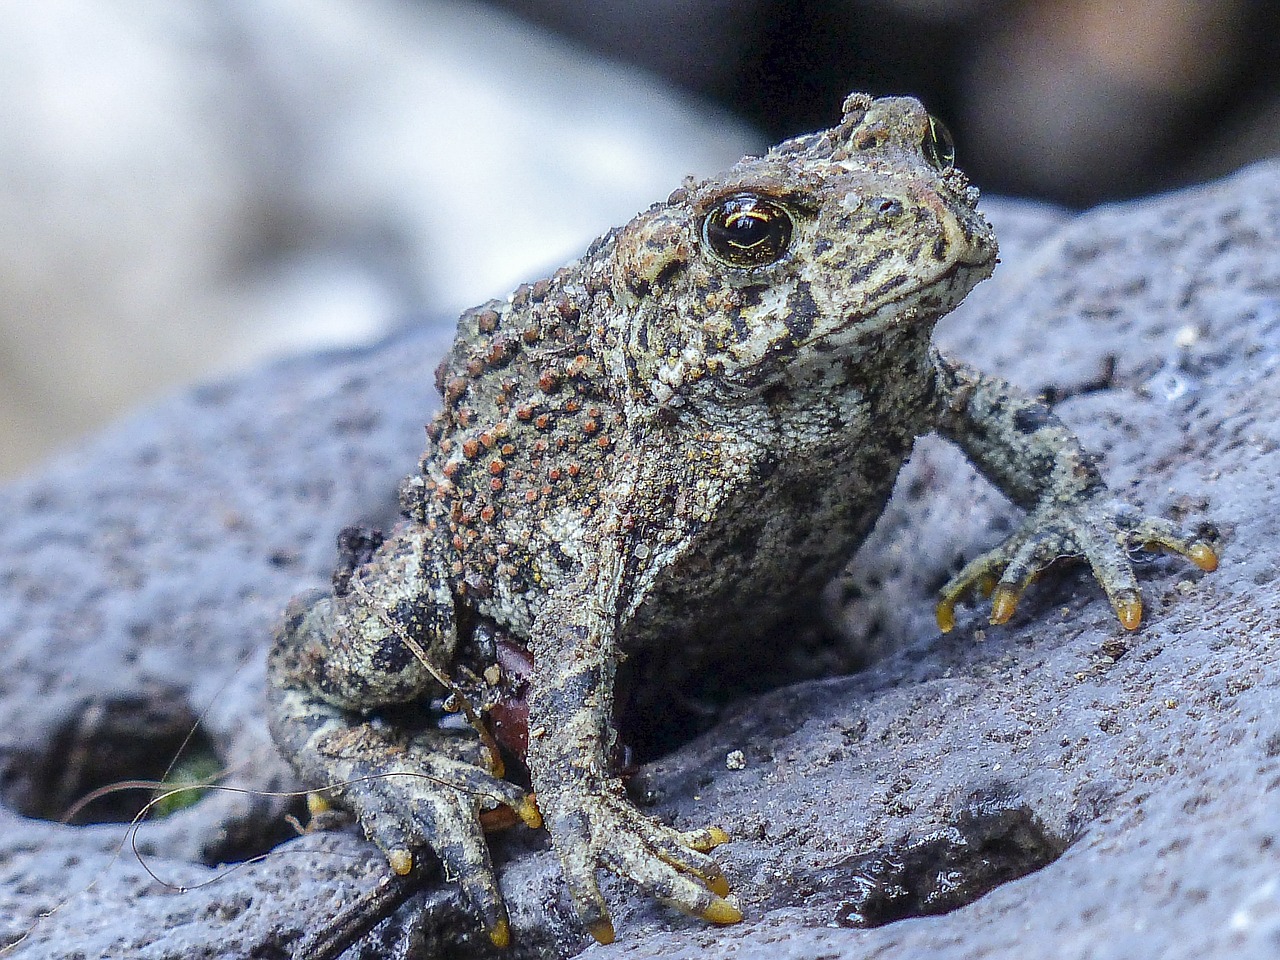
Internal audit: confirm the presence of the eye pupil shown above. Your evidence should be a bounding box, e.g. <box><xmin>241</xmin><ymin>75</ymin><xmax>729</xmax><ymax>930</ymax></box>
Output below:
<box><xmin>723</xmin><ymin>211</ymin><xmax>769</xmax><ymax>245</ymax></box>
<box><xmin>702</xmin><ymin>194</ymin><xmax>793</xmax><ymax>267</ymax></box>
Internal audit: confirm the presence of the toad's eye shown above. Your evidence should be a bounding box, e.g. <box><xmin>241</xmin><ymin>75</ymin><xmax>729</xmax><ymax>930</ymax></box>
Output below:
<box><xmin>701</xmin><ymin>194</ymin><xmax>794</xmax><ymax>268</ymax></box>
<box><xmin>922</xmin><ymin>114</ymin><xmax>955</xmax><ymax>173</ymax></box>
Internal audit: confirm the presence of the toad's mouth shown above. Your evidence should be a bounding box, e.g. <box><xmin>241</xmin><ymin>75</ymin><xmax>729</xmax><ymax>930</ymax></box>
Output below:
<box><xmin>797</xmin><ymin>256</ymin><xmax>993</xmax><ymax>351</ymax></box>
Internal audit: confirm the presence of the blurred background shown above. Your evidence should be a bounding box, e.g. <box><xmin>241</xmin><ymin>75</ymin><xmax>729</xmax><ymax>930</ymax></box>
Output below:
<box><xmin>1</xmin><ymin>0</ymin><xmax>1277</xmax><ymax>479</ymax></box>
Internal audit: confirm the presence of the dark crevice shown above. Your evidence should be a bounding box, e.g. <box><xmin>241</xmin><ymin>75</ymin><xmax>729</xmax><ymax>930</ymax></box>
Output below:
<box><xmin>828</xmin><ymin>791</ymin><xmax>1069</xmax><ymax>927</ymax></box>
<box><xmin>0</xmin><ymin>691</ymin><xmax>297</xmax><ymax>867</ymax></box>
<box><xmin>199</xmin><ymin>796</ymin><xmax>307</xmax><ymax>868</ymax></box>
<box><xmin>1</xmin><ymin>691</ymin><xmax>220</xmax><ymax>826</ymax></box>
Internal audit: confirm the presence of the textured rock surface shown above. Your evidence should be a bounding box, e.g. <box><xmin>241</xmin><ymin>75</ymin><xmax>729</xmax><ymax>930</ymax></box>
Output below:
<box><xmin>1</xmin><ymin>163</ymin><xmax>1278</xmax><ymax>959</ymax></box>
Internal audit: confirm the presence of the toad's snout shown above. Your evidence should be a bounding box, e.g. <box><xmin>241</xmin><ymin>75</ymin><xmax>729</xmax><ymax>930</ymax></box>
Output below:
<box><xmin>836</xmin><ymin>183</ymin><xmax>996</xmax><ymax>283</ymax></box>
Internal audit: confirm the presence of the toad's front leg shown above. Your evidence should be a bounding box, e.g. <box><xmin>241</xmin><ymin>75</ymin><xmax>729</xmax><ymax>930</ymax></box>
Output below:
<box><xmin>930</xmin><ymin>354</ymin><xmax>1218</xmax><ymax>631</ymax></box>
<box><xmin>526</xmin><ymin>587</ymin><xmax>740</xmax><ymax>944</ymax></box>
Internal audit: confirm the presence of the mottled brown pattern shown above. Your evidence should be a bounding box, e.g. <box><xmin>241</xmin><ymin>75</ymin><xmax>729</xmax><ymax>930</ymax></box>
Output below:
<box><xmin>266</xmin><ymin>93</ymin><xmax>1214</xmax><ymax>948</ymax></box>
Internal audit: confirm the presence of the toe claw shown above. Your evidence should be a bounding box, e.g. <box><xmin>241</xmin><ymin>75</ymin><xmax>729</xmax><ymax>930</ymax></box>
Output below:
<box><xmin>1115</xmin><ymin>593</ymin><xmax>1142</xmax><ymax>631</ymax></box>
<box><xmin>702</xmin><ymin>897</ymin><xmax>743</xmax><ymax>925</ymax></box>
<box><xmin>989</xmin><ymin>585</ymin><xmax>1020</xmax><ymax>625</ymax></box>
<box><xmin>587</xmin><ymin>919</ymin><xmax>616</xmax><ymax>945</ymax></box>
<box><xmin>387</xmin><ymin>849</ymin><xmax>414</xmax><ymax>876</ymax></box>
<box><xmin>517</xmin><ymin>795</ymin><xmax>544</xmax><ymax>830</ymax></box>
<box><xmin>1188</xmin><ymin>542</ymin><xmax>1218</xmax><ymax>572</ymax></box>
<box><xmin>488</xmin><ymin>918</ymin><xmax>511</xmax><ymax>949</ymax></box>
<box><xmin>935</xmin><ymin>598</ymin><xmax>956</xmax><ymax>633</ymax></box>
<box><xmin>683</xmin><ymin>826</ymin><xmax>730</xmax><ymax>852</ymax></box>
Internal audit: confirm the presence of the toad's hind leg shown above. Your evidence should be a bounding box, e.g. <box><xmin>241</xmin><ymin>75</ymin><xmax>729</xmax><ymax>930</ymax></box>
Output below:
<box><xmin>266</xmin><ymin>527</ymin><xmax>532</xmax><ymax>945</ymax></box>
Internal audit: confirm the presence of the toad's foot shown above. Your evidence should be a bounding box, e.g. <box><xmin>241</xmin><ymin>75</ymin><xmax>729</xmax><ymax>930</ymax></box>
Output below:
<box><xmin>323</xmin><ymin>738</ymin><xmax>538</xmax><ymax>948</ymax></box>
<box><xmin>538</xmin><ymin>781</ymin><xmax>738</xmax><ymax>944</ymax></box>
<box><xmin>935</xmin><ymin>501</ymin><xmax>1217</xmax><ymax>633</ymax></box>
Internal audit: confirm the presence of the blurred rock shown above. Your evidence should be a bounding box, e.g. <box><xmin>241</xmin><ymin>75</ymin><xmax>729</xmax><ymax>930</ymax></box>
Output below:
<box><xmin>0</xmin><ymin>0</ymin><xmax>756</xmax><ymax>479</ymax></box>
<box><xmin>480</xmin><ymin>0</ymin><xmax>1280</xmax><ymax>206</ymax></box>
<box><xmin>484</xmin><ymin>0</ymin><xmax>769</xmax><ymax>96</ymax></box>
<box><xmin>959</xmin><ymin>0</ymin><xmax>1256</xmax><ymax>202</ymax></box>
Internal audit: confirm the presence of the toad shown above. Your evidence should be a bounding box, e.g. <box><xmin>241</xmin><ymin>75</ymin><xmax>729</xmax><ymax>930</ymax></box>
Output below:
<box><xmin>267</xmin><ymin>93</ymin><xmax>1216</xmax><ymax>947</ymax></box>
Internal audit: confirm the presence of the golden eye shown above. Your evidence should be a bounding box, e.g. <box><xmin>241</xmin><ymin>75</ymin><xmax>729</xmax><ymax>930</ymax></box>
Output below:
<box><xmin>701</xmin><ymin>194</ymin><xmax>794</xmax><ymax>268</ymax></box>
<box><xmin>922</xmin><ymin>115</ymin><xmax>955</xmax><ymax>173</ymax></box>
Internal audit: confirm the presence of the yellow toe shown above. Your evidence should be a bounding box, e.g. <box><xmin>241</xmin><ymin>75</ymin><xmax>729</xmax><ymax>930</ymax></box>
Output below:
<box><xmin>488</xmin><ymin>919</ymin><xmax>511</xmax><ymax>949</ymax></box>
<box><xmin>587</xmin><ymin>919</ymin><xmax>616</xmax><ymax>945</ymax></box>
<box><xmin>1116</xmin><ymin>596</ymin><xmax>1143</xmax><ymax>631</ymax></box>
<box><xmin>517</xmin><ymin>795</ymin><xmax>544</xmax><ymax>830</ymax></box>
<box><xmin>935</xmin><ymin>599</ymin><xmax>956</xmax><ymax>633</ymax></box>
<box><xmin>686</xmin><ymin>826</ymin><xmax>730</xmax><ymax>852</ymax></box>
<box><xmin>703</xmin><ymin>897</ymin><xmax>743</xmax><ymax>925</ymax></box>
<box><xmin>1188</xmin><ymin>542</ymin><xmax>1218</xmax><ymax>572</ymax></box>
<box><xmin>387</xmin><ymin>849</ymin><xmax>413</xmax><ymax>876</ymax></box>
<box><xmin>989</xmin><ymin>585</ymin><xmax>1019</xmax><ymax>625</ymax></box>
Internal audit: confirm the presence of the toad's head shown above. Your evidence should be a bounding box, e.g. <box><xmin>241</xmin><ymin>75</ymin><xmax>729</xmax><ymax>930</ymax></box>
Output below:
<box><xmin>609</xmin><ymin>93</ymin><xmax>997</xmax><ymax>414</ymax></box>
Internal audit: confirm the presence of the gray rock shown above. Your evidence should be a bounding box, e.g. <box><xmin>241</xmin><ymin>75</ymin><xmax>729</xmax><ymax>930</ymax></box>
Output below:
<box><xmin>1</xmin><ymin>161</ymin><xmax>1278</xmax><ymax>959</ymax></box>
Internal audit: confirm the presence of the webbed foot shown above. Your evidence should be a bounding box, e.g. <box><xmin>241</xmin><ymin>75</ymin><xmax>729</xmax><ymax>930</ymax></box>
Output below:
<box><xmin>537</xmin><ymin>782</ymin><xmax>738</xmax><ymax>944</ymax></box>
<box><xmin>935</xmin><ymin>501</ymin><xmax>1217</xmax><ymax>633</ymax></box>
